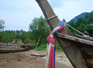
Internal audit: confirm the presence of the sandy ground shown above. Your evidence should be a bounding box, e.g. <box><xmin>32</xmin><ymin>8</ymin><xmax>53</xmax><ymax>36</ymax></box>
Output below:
<box><xmin>0</xmin><ymin>50</ymin><xmax>73</xmax><ymax>68</ymax></box>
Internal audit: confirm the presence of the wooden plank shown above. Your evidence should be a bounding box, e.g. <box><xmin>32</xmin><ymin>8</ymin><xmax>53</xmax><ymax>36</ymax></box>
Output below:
<box><xmin>74</xmin><ymin>34</ymin><xmax>93</xmax><ymax>41</ymax></box>
<box><xmin>0</xmin><ymin>44</ymin><xmax>32</xmax><ymax>53</ymax></box>
<box><xmin>31</xmin><ymin>54</ymin><xmax>45</xmax><ymax>57</ymax></box>
<box><xmin>57</xmin><ymin>33</ymin><xmax>93</xmax><ymax>46</ymax></box>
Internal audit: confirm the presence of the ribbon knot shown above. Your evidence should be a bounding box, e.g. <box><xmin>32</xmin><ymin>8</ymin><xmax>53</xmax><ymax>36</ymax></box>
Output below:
<box><xmin>46</xmin><ymin>21</ymin><xmax>64</xmax><ymax>68</ymax></box>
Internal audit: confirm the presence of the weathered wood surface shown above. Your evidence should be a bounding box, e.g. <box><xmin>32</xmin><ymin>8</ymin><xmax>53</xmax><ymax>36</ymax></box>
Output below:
<box><xmin>31</xmin><ymin>54</ymin><xmax>45</xmax><ymax>57</ymax></box>
<box><xmin>57</xmin><ymin>33</ymin><xmax>93</xmax><ymax>46</ymax></box>
<box><xmin>36</xmin><ymin>0</ymin><xmax>93</xmax><ymax>68</ymax></box>
<box><xmin>0</xmin><ymin>44</ymin><xmax>32</xmax><ymax>53</ymax></box>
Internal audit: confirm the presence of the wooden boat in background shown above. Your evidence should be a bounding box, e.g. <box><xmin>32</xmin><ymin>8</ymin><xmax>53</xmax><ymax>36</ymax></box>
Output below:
<box><xmin>0</xmin><ymin>43</ymin><xmax>32</xmax><ymax>53</ymax></box>
<box><xmin>36</xmin><ymin>0</ymin><xmax>93</xmax><ymax>68</ymax></box>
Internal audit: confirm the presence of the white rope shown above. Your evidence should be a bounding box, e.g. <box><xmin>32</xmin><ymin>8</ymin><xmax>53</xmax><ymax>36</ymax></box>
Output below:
<box><xmin>51</xmin><ymin>26</ymin><xmax>60</xmax><ymax>35</ymax></box>
<box><xmin>46</xmin><ymin>26</ymin><xmax>60</xmax><ymax>68</ymax></box>
<box><xmin>47</xmin><ymin>15</ymin><xmax>57</xmax><ymax>21</ymax></box>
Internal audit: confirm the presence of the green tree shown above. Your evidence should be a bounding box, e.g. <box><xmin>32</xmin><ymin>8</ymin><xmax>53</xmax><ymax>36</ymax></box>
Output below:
<box><xmin>68</xmin><ymin>11</ymin><xmax>93</xmax><ymax>36</ymax></box>
<box><xmin>0</xmin><ymin>19</ymin><xmax>5</xmax><ymax>41</ymax></box>
<box><xmin>0</xmin><ymin>19</ymin><xmax>5</xmax><ymax>31</ymax></box>
<box><xmin>62</xmin><ymin>19</ymin><xmax>66</xmax><ymax>22</ymax></box>
<box><xmin>29</xmin><ymin>16</ymin><xmax>49</xmax><ymax>45</ymax></box>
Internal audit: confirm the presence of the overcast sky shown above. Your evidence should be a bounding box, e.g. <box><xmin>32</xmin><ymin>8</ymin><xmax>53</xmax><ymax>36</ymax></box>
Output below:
<box><xmin>0</xmin><ymin>0</ymin><xmax>93</xmax><ymax>31</ymax></box>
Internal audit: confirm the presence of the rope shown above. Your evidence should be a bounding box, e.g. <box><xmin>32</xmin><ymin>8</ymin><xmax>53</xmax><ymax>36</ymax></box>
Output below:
<box><xmin>46</xmin><ymin>21</ymin><xmax>64</xmax><ymax>68</ymax></box>
<box><xmin>64</xmin><ymin>22</ymin><xmax>84</xmax><ymax>35</ymax></box>
<box><xmin>47</xmin><ymin>15</ymin><xmax>57</xmax><ymax>21</ymax></box>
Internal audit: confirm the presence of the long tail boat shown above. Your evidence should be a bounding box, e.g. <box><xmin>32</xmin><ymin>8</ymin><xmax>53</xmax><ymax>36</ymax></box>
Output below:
<box><xmin>0</xmin><ymin>43</ymin><xmax>32</xmax><ymax>53</ymax></box>
<box><xmin>36</xmin><ymin>0</ymin><xmax>93</xmax><ymax>68</ymax></box>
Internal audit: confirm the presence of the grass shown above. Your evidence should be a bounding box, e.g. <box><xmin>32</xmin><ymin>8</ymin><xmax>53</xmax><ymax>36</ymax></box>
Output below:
<box><xmin>35</xmin><ymin>43</ymin><xmax>63</xmax><ymax>53</ymax></box>
<box><xmin>56</xmin><ymin>44</ymin><xmax>63</xmax><ymax>52</ymax></box>
<box><xmin>35</xmin><ymin>44</ymin><xmax>47</xmax><ymax>51</ymax></box>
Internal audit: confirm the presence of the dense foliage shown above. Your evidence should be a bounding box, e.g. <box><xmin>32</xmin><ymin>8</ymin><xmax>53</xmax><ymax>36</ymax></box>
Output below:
<box><xmin>68</xmin><ymin>11</ymin><xmax>93</xmax><ymax>37</ymax></box>
<box><xmin>0</xmin><ymin>19</ymin><xmax>5</xmax><ymax>31</ymax></box>
<box><xmin>0</xmin><ymin>30</ymin><xmax>31</xmax><ymax>42</ymax></box>
<box><xmin>29</xmin><ymin>16</ymin><xmax>50</xmax><ymax>45</ymax></box>
<box><xmin>0</xmin><ymin>16</ymin><xmax>50</xmax><ymax>44</ymax></box>
<box><xmin>35</xmin><ymin>43</ymin><xmax>63</xmax><ymax>52</ymax></box>
<box><xmin>0</xmin><ymin>12</ymin><xmax>93</xmax><ymax>51</ymax></box>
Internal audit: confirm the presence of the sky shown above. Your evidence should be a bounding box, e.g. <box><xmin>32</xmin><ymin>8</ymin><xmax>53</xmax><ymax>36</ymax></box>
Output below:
<box><xmin>0</xmin><ymin>0</ymin><xmax>93</xmax><ymax>31</ymax></box>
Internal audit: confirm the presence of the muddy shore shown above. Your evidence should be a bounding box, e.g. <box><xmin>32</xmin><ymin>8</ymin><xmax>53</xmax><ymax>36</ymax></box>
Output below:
<box><xmin>0</xmin><ymin>50</ymin><xmax>73</xmax><ymax>68</ymax></box>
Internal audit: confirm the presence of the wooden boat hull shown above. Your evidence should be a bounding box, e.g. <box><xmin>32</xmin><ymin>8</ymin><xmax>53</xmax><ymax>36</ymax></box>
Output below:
<box><xmin>36</xmin><ymin>0</ymin><xmax>93</xmax><ymax>68</ymax></box>
<box><xmin>0</xmin><ymin>44</ymin><xmax>32</xmax><ymax>53</ymax></box>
